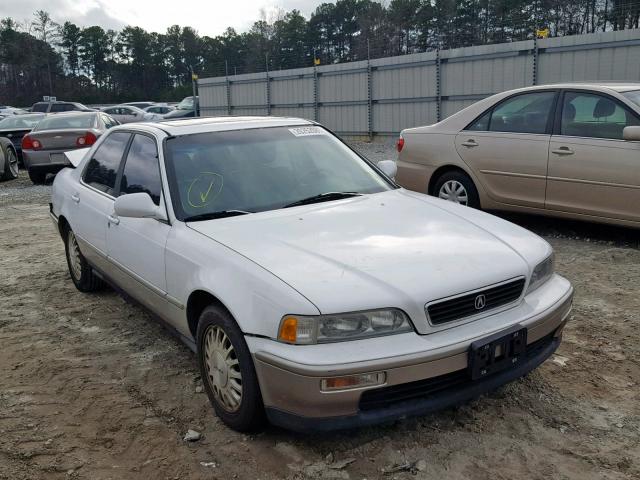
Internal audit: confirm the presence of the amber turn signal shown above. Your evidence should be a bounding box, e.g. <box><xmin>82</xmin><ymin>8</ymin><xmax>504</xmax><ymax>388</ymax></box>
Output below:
<box><xmin>278</xmin><ymin>316</ymin><xmax>298</xmax><ymax>343</ymax></box>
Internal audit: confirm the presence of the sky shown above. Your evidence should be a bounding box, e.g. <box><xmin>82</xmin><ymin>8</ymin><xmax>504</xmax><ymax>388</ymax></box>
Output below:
<box><xmin>1</xmin><ymin>0</ymin><xmax>324</xmax><ymax>36</ymax></box>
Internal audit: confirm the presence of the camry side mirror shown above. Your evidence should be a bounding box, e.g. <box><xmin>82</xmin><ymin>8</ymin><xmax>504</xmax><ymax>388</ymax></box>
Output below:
<box><xmin>114</xmin><ymin>192</ymin><xmax>167</xmax><ymax>221</ymax></box>
<box><xmin>623</xmin><ymin>126</ymin><xmax>640</xmax><ymax>141</ymax></box>
<box><xmin>378</xmin><ymin>159</ymin><xmax>398</xmax><ymax>179</ymax></box>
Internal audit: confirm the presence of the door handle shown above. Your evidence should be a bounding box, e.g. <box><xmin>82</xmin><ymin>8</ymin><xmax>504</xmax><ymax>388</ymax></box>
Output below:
<box><xmin>551</xmin><ymin>146</ymin><xmax>574</xmax><ymax>155</ymax></box>
<box><xmin>461</xmin><ymin>139</ymin><xmax>478</xmax><ymax>147</ymax></box>
<box><xmin>71</xmin><ymin>193</ymin><xmax>80</xmax><ymax>203</ymax></box>
<box><xmin>107</xmin><ymin>214</ymin><xmax>120</xmax><ymax>225</ymax></box>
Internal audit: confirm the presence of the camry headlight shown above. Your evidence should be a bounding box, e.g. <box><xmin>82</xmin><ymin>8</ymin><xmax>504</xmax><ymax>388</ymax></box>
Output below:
<box><xmin>526</xmin><ymin>253</ymin><xmax>554</xmax><ymax>295</ymax></box>
<box><xmin>278</xmin><ymin>309</ymin><xmax>414</xmax><ymax>344</ymax></box>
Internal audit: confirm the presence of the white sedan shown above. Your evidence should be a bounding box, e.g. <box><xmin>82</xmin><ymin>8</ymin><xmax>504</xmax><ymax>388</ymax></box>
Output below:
<box><xmin>100</xmin><ymin>105</ymin><xmax>162</xmax><ymax>123</ymax></box>
<box><xmin>50</xmin><ymin>117</ymin><xmax>573</xmax><ymax>432</ymax></box>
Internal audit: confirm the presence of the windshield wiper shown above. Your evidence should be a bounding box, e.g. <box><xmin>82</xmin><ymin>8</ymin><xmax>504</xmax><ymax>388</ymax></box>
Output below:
<box><xmin>183</xmin><ymin>210</ymin><xmax>252</xmax><ymax>222</ymax></box>
<box><xmin>283</xmin><ymin>192</ymin><xmax>363</xmax><ymax>209</ymax></box>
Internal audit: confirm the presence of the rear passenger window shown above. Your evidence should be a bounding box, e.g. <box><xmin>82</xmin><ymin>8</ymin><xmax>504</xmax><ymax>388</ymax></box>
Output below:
<box><xmin>118</xmin><ymin>135</ymin><xmax>162</xmax><ymax>205</ymax></box>
<box><xmin>32</xmin><ymin>103</ymin><xmax>48</xmax><ymax>113</ymax></box>
<box><xmin>50</xmin><ymin>103</ymin><xmax>66</xmax><ymax>113</ymax></box>
<box><xmin>560</xmin><ymin>92</ymin><xmax>640</xmax><ymax>140</ymax></box>
<box><xmin>488</xmin><ymin>92</ymin><xmax>555</xmax><ymax>134</ymax></box>
<box><xmin>83</xmin><ymin>132</ymin><xmax>131</xmax><ymax>195</ymax></box>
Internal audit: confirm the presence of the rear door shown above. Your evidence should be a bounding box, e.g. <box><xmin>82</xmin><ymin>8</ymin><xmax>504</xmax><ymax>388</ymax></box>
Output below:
<box><xmin>455</xmin><ymin>90</ymin><xmax>557</xmax><ymax>208</ymax></box>
<box><xmin>72</xmin><ymin>132</ymin><xmax>132</xmax><ymax>272</ymax></box>
<box><xmin>106</xmin><ymin>133</ymin><xmax>171</xmax><ymax>313</ymax></box>
<box><xmin>547</xmin><ymin>90</ymin><xmax>640</xmax><ymax>222</ymax></box>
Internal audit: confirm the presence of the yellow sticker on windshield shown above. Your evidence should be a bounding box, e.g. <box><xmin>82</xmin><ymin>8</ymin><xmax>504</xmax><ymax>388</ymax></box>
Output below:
<box><xmin>187</xmin><ymin>172</ymin><xmax>223</xmax><ymax>208</ymax></box>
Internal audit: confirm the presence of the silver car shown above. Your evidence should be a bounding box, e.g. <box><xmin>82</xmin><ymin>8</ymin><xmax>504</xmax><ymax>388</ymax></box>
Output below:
<box><xmin>22</xmin><ymin>112</ymin><xmax>118</xmax><ymax>184</ymax></box>
<box><xmin>101</xmin><ymin>105</ymin><xmax>162</xmax><ymax>124</ymax></box>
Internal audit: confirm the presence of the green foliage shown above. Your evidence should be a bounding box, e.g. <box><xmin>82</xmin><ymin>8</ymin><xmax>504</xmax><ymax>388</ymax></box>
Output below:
<box><xmin>0</xmin><ymin>1</ymin><xmax>638</xmax><ymax>106</ymax></box>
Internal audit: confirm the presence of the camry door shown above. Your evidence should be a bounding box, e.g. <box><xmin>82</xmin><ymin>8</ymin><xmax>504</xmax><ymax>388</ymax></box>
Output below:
<box><xmin>106</xmin><ymin>133</ymin><xmax>170</xmax><ymax>312</ymax></box>
<box><xmin>455</xmin><ymin>90</ymin><xmax>557</xmax><ymax>208</ymax></box>
<box><xmin>73</xmin><ymin>131</ymin><xmax>131</xmax><ymax>272</ymax></box>
<box><xmin>547</xmin><ymin>91</ymin><xmax>640</xmax><ymax>222</ymax></box>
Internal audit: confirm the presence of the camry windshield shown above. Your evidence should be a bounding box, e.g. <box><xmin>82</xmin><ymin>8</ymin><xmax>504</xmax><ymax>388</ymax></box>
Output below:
<box><xmin>177</xmin><ymin>98</ymin><xmax>195</xmax><ymax>110</ymax></box>
<box><xmin>34</xmin><ymin>114</ymin><xmax>96</xmax><ymax>131</ymax></box>
<box><xmin>164</xmin><ymin>126</ymin><xmax>393</xmax><ymax>220</ymax></box>
<box><xmin>0</xmin><ymin>114</ymin><xmax>45</xmax><ymax>129</ymax></box>
<box><xmin>622</xmin><ymin>90</ymin><xmax>640</xmax><ymax>108</ymax></box>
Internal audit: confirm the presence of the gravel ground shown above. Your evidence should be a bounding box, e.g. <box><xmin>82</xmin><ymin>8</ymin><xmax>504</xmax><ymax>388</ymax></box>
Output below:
<box><xmin>0</xmin><ymin>146</ymin><xmax>638</xmax><ymax>480</ymax></box>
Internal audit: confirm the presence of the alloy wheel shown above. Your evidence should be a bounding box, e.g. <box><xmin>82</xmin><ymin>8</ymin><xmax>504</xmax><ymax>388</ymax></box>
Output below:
<box><xmin>438</xmin><ymin>180</ymin><xmax>469</xmax><ymax>205</ymax></box>
<box><xmin>7</xmin><ymin>148</ymin><xmax>18</xmax><ymax>177</ymax></box>
<box><xmin>67</xmin><ymin>230</ymin><xmax>83</xmax><ymax>281</ymax></box>
<box><xmin>204</xmin><ymin>325</ymin><xmax>243</xmax><ymax>412</ymax></box>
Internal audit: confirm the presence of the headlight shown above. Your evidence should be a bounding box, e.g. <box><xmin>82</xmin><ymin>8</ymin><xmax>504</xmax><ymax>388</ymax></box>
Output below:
<box><xmin>526</xmin><ymin>253</ymin><xmax>554</xmax><ymax>294</ymax></box>
<box><xmin>278</xmin><ymin>309</ymin><xmax>414</xmax><ymax>344</ymax></box>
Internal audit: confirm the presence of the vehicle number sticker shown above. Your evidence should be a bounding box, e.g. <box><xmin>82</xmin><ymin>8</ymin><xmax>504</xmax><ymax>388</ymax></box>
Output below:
<box><xmin>288</xmin><ymin>126</ymin><xmax>326</xmax><ymax>137</ymax></box>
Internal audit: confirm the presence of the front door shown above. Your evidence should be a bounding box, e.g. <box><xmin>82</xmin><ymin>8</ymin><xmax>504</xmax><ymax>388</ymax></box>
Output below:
<box><xmin>105</xmin><ymin>133</ymin><xmax>170</xmax><ymax>313</ymax></box>
<box><xmin>546</xmin><ymin>90</ymin><xmax>640</xmax><ymax>222</ymax></box>
<box><xmin>455</xmin><ymin>90</ymin><xmax>557</xmax><ymax>208</ymax></box>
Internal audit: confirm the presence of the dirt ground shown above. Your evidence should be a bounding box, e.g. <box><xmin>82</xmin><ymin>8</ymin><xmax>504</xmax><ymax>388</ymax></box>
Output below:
<box><xmin>1</xmin><ymin>169</ymin><xmax>639</xmax><ymax>480</ymax></box>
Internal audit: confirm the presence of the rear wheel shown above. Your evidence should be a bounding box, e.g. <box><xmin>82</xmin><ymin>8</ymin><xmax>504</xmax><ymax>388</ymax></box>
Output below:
<box><xmin>433</xmin><ymin>171</ymin><xmax>480</xmax><ymax>208</ymax></box>
<box><xmin>64</xmin><ymin>227</ymin><xmax>102</xmax><ymax>292</ymax></box>
<box><xmin>28</xmin><ymin>170</ymin><xmax>47</xmax><ymax>185</ymax></box>
<box><xmin>0</xmin><ymin>139</ymin><xmax>18</xmax><ymax>180</ymax></box>
<box><xmin>197</xmin><ymin>305</ymin><xmax>265</xmax><ymax>432</ymax></box>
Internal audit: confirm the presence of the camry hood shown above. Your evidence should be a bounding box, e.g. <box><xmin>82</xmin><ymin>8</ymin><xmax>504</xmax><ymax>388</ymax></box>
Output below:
<box><xmin>189</xmin><ymin>190</ymin><xmax>548</xmax><ymax>333</ymax></box>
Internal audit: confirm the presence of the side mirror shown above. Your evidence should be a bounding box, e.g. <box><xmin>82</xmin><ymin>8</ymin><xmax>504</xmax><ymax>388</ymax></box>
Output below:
<box><xmin>378</xmin><ymin>159</ymin><xmax>398</xmax><ymax>179</ymax></box>
<box><xmin>114</xmin><ymin>192</ymin><xmax>166</xmax><ymax>221</ymax></box>
<box><xmin>623</xmin><ymin>126</ymin><xmax>640</xmax><ymax>141</ymax></box>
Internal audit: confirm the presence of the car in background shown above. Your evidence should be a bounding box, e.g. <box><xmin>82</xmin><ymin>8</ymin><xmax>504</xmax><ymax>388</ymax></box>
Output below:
<box><xmin>162</xmin><ymin>96</ymin><xmax>199</xmax><ymax>119</ymax></box>
<box><xmin>50</xmin><ymin>116</ymin><xmax>572</xmax><ymax>432</ymax></box>
<box><xmin>0</xmin><ymin>137</ymin><xmax>19</xmax><ymax>181</ymax></box>
<box><xmin>123</xmin><ymin>101</ymin><xmax>157</xmax><ymax>110</ymax></box>
<box><xmin>144</xmin><ymin>105</ymin><xmax>175</xmax><ymax>115</ymax></box>
<box><xmin>0</xmin><ymin>113</ymin><xmax>46</xmax><ymax>165</ymax></box>
<box><xmin>0</xmin><ymin>106</ymin><xmax>29</xmax><ymax>116</ymax></box>
<box><xmin>31</xmin><ymin>101</ymin><xmax>95</xmax><ymax>114</ymax></box>
<box><xmin>101</xmin><ymin>105</ymin><xmax>163</xmax><ymax>124</ymax></box>
<box><xmin>22</xmin><ymin>111</ymin><xmax>118</xmax><ymax>184</ymax></box>
<box><xmin>395</xmin><ymin>83</ymin><xmax>640</xmax><ymax>228</ymax></box>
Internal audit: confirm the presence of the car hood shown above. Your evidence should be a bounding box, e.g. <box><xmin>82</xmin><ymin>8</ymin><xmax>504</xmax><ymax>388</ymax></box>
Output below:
<box><xmin>188</xmin><ymin>189</ymin><xmax>549</xmax><ymax>333</ymax></box>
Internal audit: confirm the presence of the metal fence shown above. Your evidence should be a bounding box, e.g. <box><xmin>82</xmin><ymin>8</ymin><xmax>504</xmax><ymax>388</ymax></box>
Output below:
<box><xmin>198</xmin><ymin>29</ymin><xmax>640</xmax><ymax>140</ymax></box>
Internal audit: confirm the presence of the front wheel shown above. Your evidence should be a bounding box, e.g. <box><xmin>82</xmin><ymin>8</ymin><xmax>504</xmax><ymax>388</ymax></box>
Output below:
<box><xmin>197</xmin><ymin>305</ymin><xmax>265</xmax><ymax>432</ymax></box>
<box><xmin>433</xmin><ymin>171</ymin><xmax>480</xmax><ymax>208</ymax></box>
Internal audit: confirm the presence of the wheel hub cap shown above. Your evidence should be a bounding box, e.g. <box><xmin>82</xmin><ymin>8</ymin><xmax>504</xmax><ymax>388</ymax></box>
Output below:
<box><xmin>204</xmin><ymin>326</ymin><xmax>243</xmax><ymax>412</ymax></box>
<box><xmin>68</xmin><ymin>232</ymin><xmax>82</xmax><ymax>280</ymax></box>
<box><xmin>439</xmin><ymin>180</ymin><xmax>469</xmax><ymax>205</ymax></box>
<box><xmin>8</xmin><ymin>149</ymin><xmax>18</xmax><ymax>176</ymax></box>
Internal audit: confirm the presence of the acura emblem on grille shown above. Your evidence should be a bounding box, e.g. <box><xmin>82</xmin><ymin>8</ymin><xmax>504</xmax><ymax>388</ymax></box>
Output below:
<box><xmin>474</xmin><ymin>294</ymin><xmax>486</xmax><ymax>310</ymax></box>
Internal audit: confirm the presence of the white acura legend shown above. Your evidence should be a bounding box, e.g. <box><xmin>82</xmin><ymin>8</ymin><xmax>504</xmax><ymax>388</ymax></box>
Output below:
<box><xmin>50</xmin><ymin>117</ymin><xmax>573</xmax><ymax>432</ymax></box>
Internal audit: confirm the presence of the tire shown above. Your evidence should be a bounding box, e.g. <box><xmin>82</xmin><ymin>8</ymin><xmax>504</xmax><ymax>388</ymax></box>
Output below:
<box><xmin>63</xmin><ymin>227</ymin><xmax>103</xmax><ymax>292</ymax></box>
<box><xmin>0</xmin><ymin>138</ymin><xmax>19</xmax><ymax>181</ymax></box>
<box><xmin>197</xmin><ymin>305</ymin><xmax>265</xmax><ymax>432</ymax></box>
<box><xmin>432</xmin><ymin>170</ymin><xmax>480</xmax><ymax>209</ymax></box>
<box><xmin>28</xmin><ymin>169</ymin><xmax>47</xmax><ymax>185</ymax></box>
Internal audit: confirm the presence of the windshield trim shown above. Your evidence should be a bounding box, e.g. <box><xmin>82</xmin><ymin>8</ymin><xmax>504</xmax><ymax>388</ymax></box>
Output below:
<box><xmin>162</xmin><ymin>124</ymin><xmax>398</xmax><ymax>222</ymax></box>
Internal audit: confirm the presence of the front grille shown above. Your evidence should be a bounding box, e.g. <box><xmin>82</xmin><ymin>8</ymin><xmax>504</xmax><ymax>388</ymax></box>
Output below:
<box><xmin>359</xmin><ymin>331</ymin><xmax>555</xmax><ymax>411</ymax></box>
<box><xmin>426</xmin><ymin>278</ymin><xmax>525</xmax><ymax>325</ymax></box>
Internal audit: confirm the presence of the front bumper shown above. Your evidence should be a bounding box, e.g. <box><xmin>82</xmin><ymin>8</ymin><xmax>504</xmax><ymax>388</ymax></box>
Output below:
<box><xmin>249</xmin><ymin>275</ymin><xmax>573</xmax><ymax>432</ymax></box>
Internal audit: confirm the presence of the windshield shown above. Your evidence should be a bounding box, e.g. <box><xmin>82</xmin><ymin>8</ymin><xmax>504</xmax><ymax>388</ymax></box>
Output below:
<box><xmin>34</xmin><ymin>114</ymin><xmax>96</xmax><ymax>131</ymax></box>
<box><xmin>0</xmin><ymin>114</ymin><xmax>45</xmax><ymax>129</ymax></box>
<box><xmin>164</xmin><ymin>125</ymin><xmax>393</xmax><ymax>220</ymax></box>
<box><xmin>622</xmin><ymin>90</ymin><xmax>640</xmax><ymax>108</ymax></box>
<box><xmin>177</xmin><ymin>97</ymin><xmax>195</xmax><ymax>110</ymax></box>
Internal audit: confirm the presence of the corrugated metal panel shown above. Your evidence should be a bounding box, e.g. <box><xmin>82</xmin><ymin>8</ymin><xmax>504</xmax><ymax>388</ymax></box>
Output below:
<box><xmin>199</xmin><ymin>29</ymin><xmax>640</xmax><ymax>138</ymax></box>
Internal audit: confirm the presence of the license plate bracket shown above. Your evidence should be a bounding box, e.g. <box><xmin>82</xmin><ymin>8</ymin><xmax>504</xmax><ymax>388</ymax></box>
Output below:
<box><xmin>469</xmin><ymin>325</ymin><xmax>527</xmax><ymax>380</ymax></box>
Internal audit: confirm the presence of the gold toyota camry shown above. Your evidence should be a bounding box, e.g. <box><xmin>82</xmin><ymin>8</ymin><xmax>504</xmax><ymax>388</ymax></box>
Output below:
<box><xmin>395</xmin><ymin>83</ymin><xmax>640</xmax><ymax>228</ymax></box>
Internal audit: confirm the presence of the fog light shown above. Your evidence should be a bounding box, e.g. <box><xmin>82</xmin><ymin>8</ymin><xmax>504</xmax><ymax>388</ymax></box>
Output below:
<box><xmin>320</xmin><ymin>372</ymin><xmax>386</xmax><ymax>392</ymax></box>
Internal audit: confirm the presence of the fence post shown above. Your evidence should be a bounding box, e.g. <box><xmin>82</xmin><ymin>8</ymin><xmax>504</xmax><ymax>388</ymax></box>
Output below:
<box><xmin>532</xmin><ymin>36</ymin><xmax>539</xmax><ymax>86</ymax></box>
<box><xmin>313</xmin><ymin>65</ymin><xmax>319</xmax><ymax>122</ymax></box>
<box><xmin>366</xmin><ymin>40</ymin><xmax>373</xmax><ymax>140</ymax></box>
<box><xmin>436</xmin><ymin>45</ymin><xmax>442</xmax><ymax>122</ymax></box>
<box><xmin>265</xmin><ymin>55</ymin><xmax>271</xmax><ymax>116</ymax></box>
<box><xmin>225</xmin><ymin>60</ymin><xmax>231</xmax><ymax>116</ymax></box>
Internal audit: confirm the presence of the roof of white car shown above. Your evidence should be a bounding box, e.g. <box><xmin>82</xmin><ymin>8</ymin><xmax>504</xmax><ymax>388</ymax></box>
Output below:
<box><xmin>512</xmin><ymin>82</ymin><xmax>640</xmax><ymax>93</ymax></box>
<box><xmin>156</xmin><ymin>116</ymin><xmax>314</xmax><ymax>135</ymax></box>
